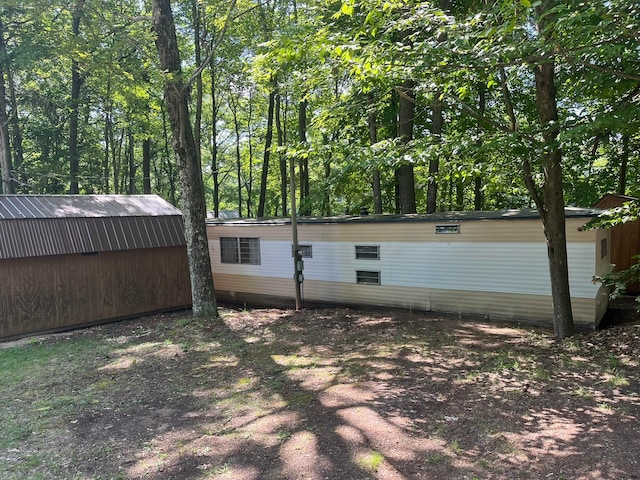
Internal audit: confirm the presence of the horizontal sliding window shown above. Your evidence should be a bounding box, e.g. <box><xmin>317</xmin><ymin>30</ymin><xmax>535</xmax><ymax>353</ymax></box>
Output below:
<box><xmin>356</xmin><ymin>270</ymin><xmax>381</xmax><ymax>285</ymax></box>
<box><xmin>220</xmin><ymin>237</ymin><xmax>261</xmax><ymax>265</ymax></box>
<box><xmin>355</xmin><ymin>245</ymin><xmax>380</xmax><ymax>260</ymax></box>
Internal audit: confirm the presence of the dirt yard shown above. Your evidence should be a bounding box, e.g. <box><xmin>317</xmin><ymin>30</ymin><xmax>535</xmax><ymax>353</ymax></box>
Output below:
<box><xmin>1</xmin><ymin>305</ymin><xmax>639</xmax><ymax>479</ymax></box>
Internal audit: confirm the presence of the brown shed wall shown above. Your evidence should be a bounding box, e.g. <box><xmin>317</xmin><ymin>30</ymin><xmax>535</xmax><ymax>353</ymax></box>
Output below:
<box><xmin>594</xmin><ymin>195</ymin><xmax>640</xmax><ymax>294</ymax></box>
<box><xmin>0</xmin><ymin>246</ymin><xmax>192</xmax><ymax>339</ymax></box>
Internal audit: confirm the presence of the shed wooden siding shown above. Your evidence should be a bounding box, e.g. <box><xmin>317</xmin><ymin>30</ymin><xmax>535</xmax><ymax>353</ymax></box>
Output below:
<box><xmin>207</xmin><ymin>214</ymin><xmax>609</xmax><ymax>329</ymax></box>
<box><xmin>593</xmin><ymin>194</ymin><xmax>640</xmax><ymax>294</ymax></box>
<box><xmin>0</xmin><ymin>194</ymin><xmax>192</xmax><ymax>340</ymax></box>
<box><xmin>0</xmin><ymin>246</ymin><xmax>191</xmax><ymax>339</ymax></box>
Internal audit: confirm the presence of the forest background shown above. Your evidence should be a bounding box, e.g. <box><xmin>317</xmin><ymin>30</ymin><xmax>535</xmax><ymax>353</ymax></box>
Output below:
<box><xmin>0</xmin><ymin>0</ymin><xmax>638</xmax><ymax>216</ymax></box>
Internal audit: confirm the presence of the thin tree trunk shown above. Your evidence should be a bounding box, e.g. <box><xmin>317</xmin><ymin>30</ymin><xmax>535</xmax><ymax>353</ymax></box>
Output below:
<box><xmin>69</xmin><ymin>0</ymin><xmax>86</xmax><ymax>194</ymax></box>
<box><xmin>427</xmin><ymin>92</ymin><xmax>443</xmax><ymax>213</ymax></box>
<box><xmin>210</xmin><ymin>57</ymin><xmax>220</xmax><ymax>217</ymax></box>
<box><xmin>152</xmin><ymin>0</ymin><xmax>218</xmax><ymax>318</ymax></box>
<box><xmin>143</xmin><ymin>137</ymin><xmax>151</xmax><ymax>194</ymax></box>
<box><xmin>368</xmin><ymin>94</ymin><xmax>383</xmax><ymax>214</ymax></box>
<box><xmin>246</xmin><ymin>89</ymin><xmax>254</xmax><ymax>217</ymax></box>
<box><xmin>0</xmin><ymin>18</ymin><xmax>13</xmax><ymax>194</ymax></box>
<box><xmin>231</xmin><ymin>98</ymin><xmax>242</xmax><ymax>217</ymax></box>
<box><xmin>128</xmin><ymin>129</ymin><xmax>136</xmax><ymax>194</ymax></box>
<box><xmin>618</xmin><ymin>134</ymin><xmax>629</xmax><ymax>195</ymax></box>
<box><xmin>397</xmin><ymin>79</ymin><xmax>416</xmax><ymax>214</ymax></box>
<box><xmin>258</xmin><ymin>89</ymin><xmax>276</xmax><ymax>217</ymax></box>
<box><xmin>7</xmin><ymin>67</ymin><xmax>24</xmax><ymax>191</ymax></box>
<box><xmin>161</xmin><ymin>102</ymin><xmax>177</xmax><ymax>205</ymax></box>
<box><xmin>276</xmin><ymin>93</ymin><xmax>287</xmax><ymax>216</ymax></box>
<box><xmin>192</xmin><ymin>0</ymin><xmax>203</xmax><ymax>166</ymax></box>
<box><xmin>298</xmin><ymin>99</ymin><xmax>310</xmax><ymax>215</ymax></box>
<box><xmin>474</xmin><ymin>84</ymin><xmax>486</xmax><ymax>210</ymax></box>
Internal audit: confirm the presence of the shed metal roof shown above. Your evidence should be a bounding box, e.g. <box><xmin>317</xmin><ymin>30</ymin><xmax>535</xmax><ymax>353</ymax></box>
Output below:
<box><xmin>0</xmin><ymin>195</ymin><xmax>186</xmax><ymax>259</ymax></box>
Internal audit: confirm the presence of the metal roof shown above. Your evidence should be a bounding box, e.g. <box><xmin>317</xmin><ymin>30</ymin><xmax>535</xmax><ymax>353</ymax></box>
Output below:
<box><xmin>206</xmin><ymin>207</ymin><xmax>605</xmax><ymax>226</ymax></box>
<box><xmin>0</xmin><ymin>195</ymin><xmax>186</xmax><ymax>259</ymax></box>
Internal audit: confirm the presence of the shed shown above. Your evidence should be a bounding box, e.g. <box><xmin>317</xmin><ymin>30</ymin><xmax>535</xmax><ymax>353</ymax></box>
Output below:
<box><xmin>207</xmin><ymin>209</ymin><xmax>610</xmax><ymax>330</ymax></box>
<box><xmin>0</xmin><ymin>194</ymin><xmax>192</xmax><ymax>340</ymax></box>
<box><xmin>593</xmin><ymin>194</ymin><xmax>640</xmax><ymax>294</ymax></box>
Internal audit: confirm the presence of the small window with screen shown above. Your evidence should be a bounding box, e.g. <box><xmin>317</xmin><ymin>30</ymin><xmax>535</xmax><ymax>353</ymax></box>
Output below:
<box><xmin>355</xmin><ymin>245</ymin><xmax>380</xmax><ymax>260</ymax></box>
<box><xmin>356</xmin><ymin>270</ymin><xmax>381</xmax><ymax>285</ymax></box>
<box><xmin>435</xmin><ymin>224</ymin><xmax>460</xmax><ymax>234</ymax></box>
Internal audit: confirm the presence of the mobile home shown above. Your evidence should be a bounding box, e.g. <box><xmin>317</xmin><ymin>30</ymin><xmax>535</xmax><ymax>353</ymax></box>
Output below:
<box><xmin>207</xmin><ymin>209</ymin><xmax>610</xmax><ymax>329</ymax></box>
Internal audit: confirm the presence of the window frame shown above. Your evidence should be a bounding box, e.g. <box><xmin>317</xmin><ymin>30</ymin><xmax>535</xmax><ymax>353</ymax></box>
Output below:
<box><xmin>355</xmin><ymin>245</ymin><xmax>380</xmax><ymax>260</ymax></box>
<box><xmin>356</xmin><ymin>270</ymin><xmax>381</xmax><ymax>285</ymax></box>
<box><xmin>220</xmin><ymin>237</ymin><xmax>261</xmax><ymax>265</ymax></box>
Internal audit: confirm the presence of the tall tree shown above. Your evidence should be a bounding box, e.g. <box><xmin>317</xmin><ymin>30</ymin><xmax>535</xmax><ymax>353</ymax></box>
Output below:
<box><xmin>0</xmin><ymin>16</ymin><xmax>13</xmax><ymax>194</ymax></box>
<box><xmin>152</xmin><ymin>0</ymin><xmax>219</xmax><ymax>318</ymax></box>
<box><xmin>68</xmin><ymin>0</ymin><xmax>85</xmax><ymax>194</ymax></box>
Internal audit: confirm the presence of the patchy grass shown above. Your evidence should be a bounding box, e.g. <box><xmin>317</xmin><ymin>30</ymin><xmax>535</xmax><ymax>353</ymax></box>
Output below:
<box><xmin>1</xmin><ymin>308</ymin><xmax>640</xmax><ymax>479</ymax></box>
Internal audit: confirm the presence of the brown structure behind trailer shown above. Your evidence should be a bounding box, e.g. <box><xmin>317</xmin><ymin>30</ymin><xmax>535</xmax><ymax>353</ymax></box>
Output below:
<box><xmin>0</xmin><ymin>195</ymin><xmax>192</xmax><ymax>340</ymax></box>
<box><xmin>593</xmin><ymin>194</ymin><xmax>640</xmax><ymax>294</ymax></box>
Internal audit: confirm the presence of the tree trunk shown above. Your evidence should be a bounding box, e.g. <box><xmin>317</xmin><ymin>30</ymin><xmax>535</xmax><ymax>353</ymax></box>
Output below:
<box><xmin>397</xmin><ymin>79</ymin><xmax>416</xmax><ymax>214</ymax></box>
<box><xmin>7</xmin><ymin>68</ymin><xmax>25</xmax><ymax>191</ymax></box>
<box><xmin>191</xmin><ymin>0</ymin><xmax>203</xmax><ymax>167</ymax></box>
<box><xmin>258</xmin><ymin>89</ymin><xmax>276</xmax><ymax>217</ymax></box>
<box><xmin>69</xmin><ymin>0</ymin><xmax>85</xmax><ymax>194</ymax></box>
<box><xmin>474</xmin><ymin>84</ymin><xmax>486</xmax><ymax>210</ymax></box>
<box><xmin>152</xmin><ymin>0</ymin><xmax>217</xmax><ymax>318</ymax></box>
<box><xmin>427</xmin><ymin>92</ymin><xmax>443</xmax><ymax>213</ymax></box>
<box><xmin>143</xmin><ymin>137</ymin><xmax>151</xmax><ymax>194</ymax></box>
<box><xmin>161</xmin><ymin>102</ymin><xmax>177</xmax><ymax>205</ymax></box>
<box><xmin>533</xmin><ymin>57</ymin><xmax>575</xmax><ymax>339</ymax></box>
<box><xmin>276</xmin><ymin>93</ymin><xmax>287</xmax><ymax>216</ymax></box>
<box><xmin>368</xmin><ymin>94</ymin><xmax>383</xmax><ymax>214</ymax></box>
<box><xmin>128</xmin><ymin>129</ymin><xmax>136</xmax><ymax>194</ymax></box>
<box><xmin>618</xmin><ymin>134</ymin><xmax>629</xmax><ymax>195</ymax></box>
<box><xmin>210</xmin><ymin>57</ymin><xmax>220</xmax><ymax>217</ymax></box>
<box><xmin>298</xmin><ymin>99</ymin><xmax>310</xmax><ymax>215</ymax></box>
<box><xmin>231</xmin><ymin>99</ymin><xmax>242</xmax><ymax>216</ymax></box>
<box><xmin>0</xmin><ymin>25</ymin><xmax>13</xmax><ymax>194</ymax></box>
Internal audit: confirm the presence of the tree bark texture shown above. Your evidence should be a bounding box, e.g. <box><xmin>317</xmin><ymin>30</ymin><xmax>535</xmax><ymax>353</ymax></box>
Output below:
<box><xmin>276</xmin><ymin>94</ymin><xmax>287</xmax><ymax>216</ymax></box>
<box><xmin>69</xmin><ymin>0</ymin><xmax>85</xmax><ymax>194</ymax></box>
<box><xmin>298</xmin><ymin>99</ymin><xmax>310</xmax><ymax>215</ymax></box>
<box><xmin>210</xmin><ymin>57</ymin><xmax>220</xmax><ymax>217</ymax></box>
<box><xmin>427</xmin><ymin>92</ymin><xmax>443</xmax><ymax>213</ymax></box>
<box><xmin>257</xmin><ymin>90</ymin><xmax>275</xmax><ymax>217</ymax></box>
<box><xmin>0</xmin><ymin>18</ymin><xmax>15</xmax><ymax>194</ymax></box>
<box><xmin>143</xmin><ymin>137</ymin><xmax>151</xmax><ymax>194</ymax></box>
<box><xmin>397</xmin><ymin>79</ymin><xmax>416</xmax><ymax>214</ymax></box>
<box><xmin>534</xmin><ymin>58</ymin><xmax>575</xmax><ymax>339</ymax></box>
<box><xmin>152</xmin><ymin>0</ymin><xmax>218</xmax><ymax>318</ymax></box>
<box><xmin>368</xmin><ymin>94</ymin><xmax>383</xmax><ymax>214</ymax></box>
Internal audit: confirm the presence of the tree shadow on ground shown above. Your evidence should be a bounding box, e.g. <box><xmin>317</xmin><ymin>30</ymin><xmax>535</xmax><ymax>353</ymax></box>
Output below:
<box><xmin>49</xmin><ymin>307</ymin><xmax>640</xmax><ymax>479</ymax></box>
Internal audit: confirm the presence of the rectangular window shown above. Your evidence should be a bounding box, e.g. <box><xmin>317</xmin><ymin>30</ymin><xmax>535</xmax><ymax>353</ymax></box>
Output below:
<box><xmin>356</xmin><ymin>270</ymin><xmax>381</xmax><ymax>285</ymax></box>
<box><xmin>291</xmin><ymin>244</ymin><xmax>313</xmax><ymax>258</ymax></box>
<box><xmin>435</xmin><ymin>224</ymin><xmax>460</xmax><ymax>234</ymax></box>
<box><xmin>220</xmin><ymin>237</ymin><xmax>261</xmax><ymax>264</ymax></box>
<box><xmin>355</xmin><ymin>245</ymin><xmax>380</xmax><ymax>260</ymax></box>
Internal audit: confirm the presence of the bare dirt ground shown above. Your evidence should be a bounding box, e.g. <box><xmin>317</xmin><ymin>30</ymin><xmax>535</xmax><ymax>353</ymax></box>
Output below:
<box><xmin>1</xmin><ymin>303</ymin><xmax>640</xmax><ymax>480</ymax></box>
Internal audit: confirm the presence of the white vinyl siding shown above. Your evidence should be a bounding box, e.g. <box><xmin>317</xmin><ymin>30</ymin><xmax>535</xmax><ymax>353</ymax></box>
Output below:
<box><xmin>212</xmin><ymin>240</ymin><xmax>598</xmax><ymax>299</ymax></box>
